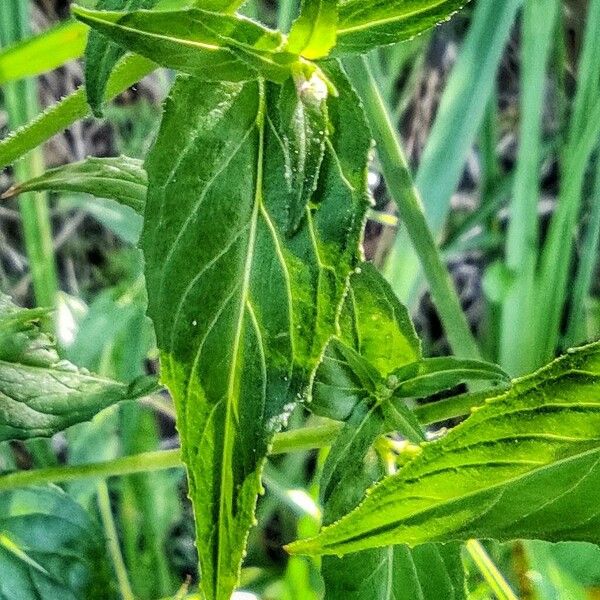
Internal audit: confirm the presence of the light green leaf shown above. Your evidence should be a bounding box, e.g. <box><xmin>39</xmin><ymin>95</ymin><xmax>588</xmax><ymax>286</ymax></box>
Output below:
<box><xmin>0</xmin><ymin>293</ymin><xmax>158</xmax><ymax>441</ymax></box>
<box><xmin>288</xmin><ymin>0</ymin><xmax>338</xmax><ymax>59</ymax></box>
<box><xmin>288</xmin><ymin>341</ymin><xmax>600</xmax><ymax>556</ymax></box>
<box><xmin>141</xmin><ymin>65</ymin><xmax>370</xmax><ymax>600</ymax></box>
<box><xmin>334</xmin><ymin>0</ymin><xmax>471</xmax><ymax>54</ymax></box>
<box><xmin>0</xmin><ymin>53</ymin><xmax>155</xmax><ymax>170</ymax></box>
<box><xmin>2</xmin><ymin>156</ymin><xmax>146</xmax><ymax>214</ymax></box>
<box><xmin>73</xmin><ymin>4</ymin><xmax>299</xmax><ymax>83</ymax></box>
<box><xmin>0</xmin><ymin>20</ymin><xmax>87</xmax><ymax>86</ymax></box>
<box><xmin>0</xmin><ymin>485</ymin><xmax>115</xmax><ymax>599</ymax></box>
<box><xmin>278</xmin><ymin>75</ymin><xmax>328</xmax><ymax>233</ymax></box>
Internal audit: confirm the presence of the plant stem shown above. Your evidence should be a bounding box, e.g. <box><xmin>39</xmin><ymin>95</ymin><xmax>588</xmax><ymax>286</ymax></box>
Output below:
<box><xmin>97</xmin><ymin>481</ymin><xmax>136</xmax><ymax>600</ymax></box>
<box><xmin>0</xmin><ymin>0</ymin><xmax>58</xmax><ymax>308</ymax></box>
<box><xmin>0</xmin><ymin>424</ymin><xmax>343</xmax><ymax>490</ymax></box>
<box><xmin>466</xmin><ymin>541</ymin><xmax>519</xmax><ymax>600</ymax></box>
<box><xmin>0</xmin><ymin>385</ymin><xmax>507</xmax><ymax>490</ymax></box>
<box><xmin>343</xmin><ymin>55</ymin><xmax>481</xmax><ymax>360</ymax></box>
<box><xmin>384</xmin><ymin>0</ymin><xmax>523</xmax><ymax>307</ymax></box>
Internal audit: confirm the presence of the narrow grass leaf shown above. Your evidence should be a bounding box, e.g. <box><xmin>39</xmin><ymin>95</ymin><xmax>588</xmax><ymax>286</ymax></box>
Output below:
<box><xmin>0</xmin><ymin>20</ymin><xmax>87</xmax><ymax>85</ymax></box>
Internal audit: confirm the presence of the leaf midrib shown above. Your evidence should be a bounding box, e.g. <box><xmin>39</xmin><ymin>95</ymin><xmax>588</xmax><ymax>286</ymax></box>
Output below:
<box><xmin>316</xmin><ymin>444</ymin><xmax>600</xmax><ymax>553</ymax></box>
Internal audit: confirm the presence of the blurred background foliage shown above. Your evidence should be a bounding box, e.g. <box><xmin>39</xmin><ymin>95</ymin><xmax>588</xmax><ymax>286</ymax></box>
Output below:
<box><xmin>1</xmin><ymin>0</ymin><xmax>600</xmax><ymax>598</ymax></box>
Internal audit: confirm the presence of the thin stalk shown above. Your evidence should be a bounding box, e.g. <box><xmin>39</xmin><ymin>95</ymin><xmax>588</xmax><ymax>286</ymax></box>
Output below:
<box><xmin>499</xmin><ymin>0</ymin><xmax>560</xmax><ymax>376</ymax></box>
<box><xmin>97</xmin><ymin>481</ymin><xmax>136</xmax><ymax>600</ymax></box>
<box><xmin>0</xmin><ymin>383</ymin><xmax>511</xmax><ymax>491</ymax></box>
<box><xmin>0</xmin><ymin>424</ymin><xmax>343</xmax><ymax>491</ymax></box>
<box><xmin>564</xmin><ymin>152</ymin><xmax>600</xmax><ymax>347</ymax></box>
<box><xmin>384</xmin><ymin>0</ymin><xmax>523</xmax><ymax>307</ymax></box>
<box><xmin>466</xmin><ymin>540</ymin><xmax>519</xmax><ymax>600</ymax></box>
<box><xmin>0</xmin><ymin>0</ymin><xmax>58</xmax><ymax>308</ymax></box>
<box><xmin>343</xmin><ymin>55</ymin><xmax>481</xmax><ymax>360</ymax></box>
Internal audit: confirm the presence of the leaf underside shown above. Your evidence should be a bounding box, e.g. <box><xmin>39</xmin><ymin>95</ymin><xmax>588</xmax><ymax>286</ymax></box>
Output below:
<box><xmin>0</xmin><ymin>292</ymin><xmax>157</xmax><ymax>441</ymax></box>
<box><xmin>141</xmin><ymin>66</ymin><xmax>370</xmax><ymax>600</ymax></box>
<box><xmin>3</xmin><ymin>155</ymin><xmax>147</xmax><ymax>214</ymax></box>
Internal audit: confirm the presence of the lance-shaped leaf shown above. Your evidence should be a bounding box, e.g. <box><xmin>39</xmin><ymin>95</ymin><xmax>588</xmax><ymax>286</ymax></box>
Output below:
<box><xmin>0</xmin><ymin>486</ymin><xmax>115</xmax><ymax>599</ymax></box>
<box><xmin>288</xmin><ymin>341</ymin><xmax>600</xmax><ymax>556</ymax></box>
<box><xmin>1</xmin><ymin>156</ymin><xmax>147</xmax><ymax>214</ymax></box>
<box><xmin>288</xmin><ymin>0</ymin><xmax>338</xmax><ymax>59</ymax></box>
<box><xmin>334</xmin><ymin>0</ymin><xmax>471</xmax><ymax>55</ymax></box>
<box><xmin>73</xmin><ymin>4</ymin><xmax>299</xmax><ymax>84</ymax></box>
<box><xmin>141</xmin><ymin>66</ymin><xmax>370</xmax><ymax>600</ymax></box>
<box><xmin>83</xmin><ymin>0</ymin><xmax>246</xmax><ymax>116</ymax></box>
<box><xmin>0</xmin><ymin>293</ymin><xmax>158</xmax><ymax>441</ymax></box>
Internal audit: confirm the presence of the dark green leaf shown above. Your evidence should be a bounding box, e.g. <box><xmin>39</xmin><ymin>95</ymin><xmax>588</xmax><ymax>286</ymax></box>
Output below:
<box><xmin>288</xmin><ymin>0</ymin><xmax>338</xmax><ymax>59</ymax></box>
<box><xmin>84</xmin><ymin>0</ymin><xmax>159</xmax><ymax>117</ymax></box>
<box><xmin>141</xmin><ymin>66</ymin><xmax>370</xmax><ymax>600</ymax></box>
<box><xmin>0</xmin><ymin>293</ymin><xmax>158</xmax><ymax>441</ymax></box>
<box><xmin>2</xmin><ymin>156</ymin><xmax>147</xmax><ymax>214</ymax></box>
<box><xmin>0</xmin><ymin>485</ymin><xmax>114</xmax><ymax>599</ymax></box>
<box><xmin>334</xmin><ymin>0</ymin><xmax>470</xmax><ymax>55</ymax></box>
<box><xmin>74</xmin><ymin>4</ymin><xmax>299</xmax><ymax>84</ymax></box>
<box><xmin>310</xmin><ymin>263</ymin><xmax>420</xmax><ymax>422</ymax></box>
<box><xmin>288</xmin><ymin>341</ymin><xmax>600</xmax><ymax>556</ymax></box>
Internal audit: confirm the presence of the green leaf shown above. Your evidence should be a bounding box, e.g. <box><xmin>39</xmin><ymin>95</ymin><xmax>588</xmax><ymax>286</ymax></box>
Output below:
<box><xmin>0</xmin><ymin>485</ymin><xmax>115</xmax><ymax>599</ymax></box>
<box><xmin>0</xmin><ymin>20</ymin><xmax>88</xmax><ymax>86</ymax></box>
<box><xmin>310</xmin><ymin>263</ymin><xmax>421</xmax><ymax>422</ymax></box>
<box><xmin>334</xmin><ymin>0</ymin><xmax>470</xmax><ymax>55</ymax></box>
<box><xmin>141</xmin><ymin>65</ymin><xmax>370</xmax><ymax>600</ymax></box>
<box><xmin>0</xmin><ymin>292</ymin><xmax>158</xmax><ymax>441</ymax></box>
<box><xmin>339</xmin><ymin>263</ymin><xmax>421</xmax><ymax>375</ymax></box>
<box><xmin>84</xmin><ymin>0</ymin><xmax>160</xmax><ymax>117</ymax></box>
<box><xmin>2</xmin><ymin>156</ymin><xmax>147</xmax><ymax>214</ymax></box>
<box><xmin>83</xmin><ymin>0</ymin><xmax>243</xmax><ymax>116</ymax></box>
<box><xmin>288</xmin><ymin>0</ymin><xmax>338</xmax><ymax>59</ymax></box>
<box><xmin>319</xmin><ymin>389</ymin><xmax>465</xmax><ymax>599</ymax></box>
<box><xmin>391</xmin><ymin>357</ymin><xmax>510</xmax><ymax>398</ymax></box>
<box><xmin>278</xmin><ymin>75</ymin><xmax>328</xmax><ymax>233</ymax></box>
<box><xmin>288</xmin><ymin>341</ymin><xmax>600</xmax><ymax>556</ymax></box>
<box><xmin>73</xmin><ymin>4</ymin><xmax>299</xmax><ymax>84</ymax></box>
<box><xmin>0</xmin><ymin>53</ymin><xmax>155</xmax><ymax>170</ymax></box>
